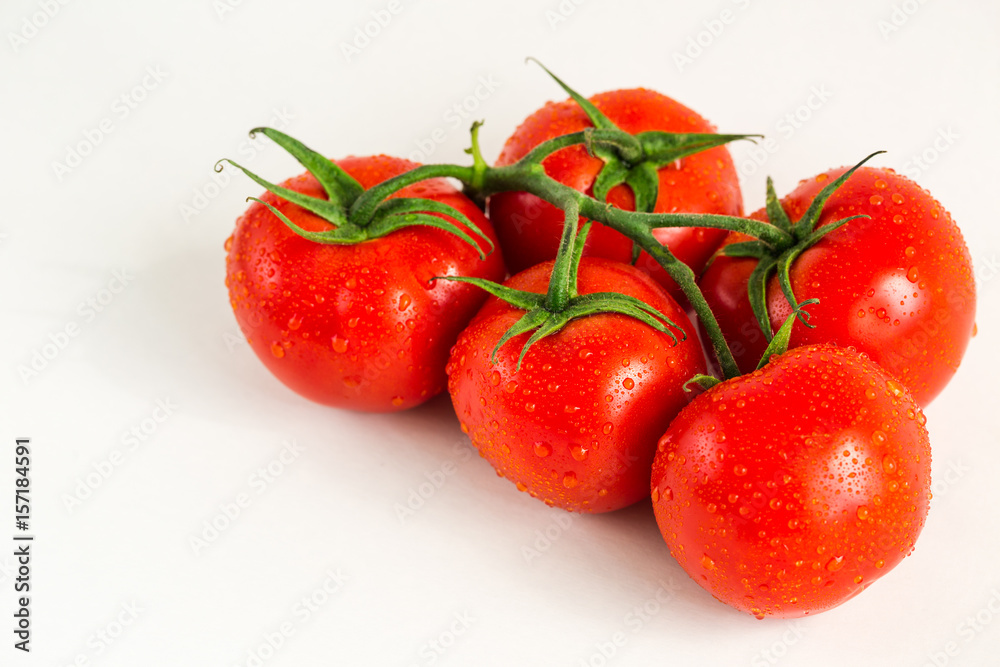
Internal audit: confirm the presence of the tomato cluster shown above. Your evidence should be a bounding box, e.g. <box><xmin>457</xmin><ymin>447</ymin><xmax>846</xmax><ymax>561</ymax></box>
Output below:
<box><xmin>222</xmin><ymin>67</ymin><xmax>975</xmax><ymax>620</ymax></box>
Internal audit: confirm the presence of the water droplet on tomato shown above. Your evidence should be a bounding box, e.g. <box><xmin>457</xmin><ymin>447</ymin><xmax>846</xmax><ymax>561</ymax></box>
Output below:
<box><xmin>489</xmin><ymin>371</ymin><xmax>501</xmax><ymax>386</ymax></box>
<box><xmin>874</xmin><ymin>178</ymin><xmax>887</xmax><ymax>190</ymax></box>
<box><xmin>869</xmin><ymin>195</ymin><xmax>884</xmax><ymax>205</ymax></box>
<box><xmin>570</xmin><ymin>445</ymin><xmax>588</xmax><ymax>461</ymax></box>
<box><xmin>904</xmin><ymin>246</ymin><xmax>916</xmax><ymax>259</ymax></box>
<box><xmin>602</xmin><ymin>422</ymin><xmax>614</xmax><ymax>435</ymax></box>
<box><xmin>270</xmin><ymin>343</ymin><xmax>285</xmax><ymax>358</ymax></box>
<box><xmin>892</xmin><ymin>214</ymin><xmax>904</xmax><ymax>225</ymax></box>
<box><xmin>533</xmin><ymin>442</ymin><xmax>551</xmax><ymax>458</ymax></box>
<box><xmin>504</xmin><ymin>381</ymin><xmax>518</xmax><ymax>394</ymax></box>
<box><xmin>733</xmin><ymin>464</ymin><xmax>748</xmax><ymax>477</ymax></box>
<box><xmin>525</xmin><ymin>402</ymin><xmax>535</xmax><ymax>413</ymax></box>
<box><xmin>701</xmin><ymin>555</ymin><xmax>715</xmax><ymax>570</ymax></box>
<box><xmin>891</xmin><ymin>193</ymin><xmax>905</xmax><ymax>205</ymax></box>
<box><xmin>287</xmin><ymin>314</ymin><xmax>302</xmax><ymax>330</ymax></box>
<box><xmin>578</xmin><ymin>348</ymin><xmax>593</xmax><ymax>359</ymax></box>
<box><xmin>391</xmin><ymin>396</ymin><xmax>404</xmax><ymax>407</ymax></box>
<box><xmin>857</xmin><ymin>506</ymin><xmax>870</xmax><ymax>521</ymax></box>
<box><xmin>622</xmin><ymin>378</ymin><xmax>635</xmax><ymax>390</ymax></box>
<box><xmin>562</xmin><ymin>471</ymin><xmax>578</xmax><ymax>488</ymax></box>
<box><xmin>331</xmin><ymin>335</ymin><xmax>348</xmax><ymax>353</ymax></box>
<box><xmin>906</xmin><ymin>266</ymin><xmax>919</xmax><ymax>283</ymax></box>
<box><xmin>882</xmin><ymin>455</ymin><xmax>897</xmax><ymax>474</ymax></box>
<box><xmin>825</xmin><ymin>556</ymin><xmax>845</xmax><ymax>572</ymax></box>
<box><xmin>515</xmin><ymin>481</ymin><xmax>527</xmax><ymax>492</ymax></box>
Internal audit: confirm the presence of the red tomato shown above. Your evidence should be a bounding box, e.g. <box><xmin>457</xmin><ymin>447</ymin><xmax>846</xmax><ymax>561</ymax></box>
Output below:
<box><xmin>447</xmin><ymin>258</ymin><xmax>705</xmax><ymax>512</ymax></box>
<box><xmin>651</xmin><ymin>344</ymin><xmax>931</xmax><ymax>619</ymax></box>
<box><xmin>699</xmin><ymin>166</ymin><xmax>975</xmax><ymax>406</ymax></box>
<box><xmin>488</xmin><ymin>88</ymin><xmax>743</xmax><ymax>304</ymax></box>
<box><xmin>226</xmin><ymin>155</ymin><xmax>505</xmax><ymax>412</ymax></box>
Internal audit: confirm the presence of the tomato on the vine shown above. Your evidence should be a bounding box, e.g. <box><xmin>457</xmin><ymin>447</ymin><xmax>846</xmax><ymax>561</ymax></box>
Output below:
<box><xmin>447</xmin><ymin>257</ymin><xmax>705</xmax><ymax>513</ymax></box>
<box><xmin>489</xmin><ymin>88</ymin><xmax>743</xmax><ymax>303</ymax></box>
<box><xmin>226</xmin><ymin>155</ymin><xmax>505</xmax><ymax>412</ymax></box>
<box><xmin>651</xmin><ymin>344</ymin><xmax>931</xmax><ymax>618</ymax></box>
<box><xmin>699</xmin><ymin>165</ymin><xmax>975</xmax><ymax>406</ymax></box>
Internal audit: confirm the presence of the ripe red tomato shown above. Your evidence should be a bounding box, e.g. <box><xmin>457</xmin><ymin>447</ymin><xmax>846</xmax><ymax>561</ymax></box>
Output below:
<box><xmin>699</xmin><ymin>165</ymin><xmax>975</xmax><ymax>406</ymax></box>
<box><xmin>488</xmin><ymin>88</ymin><xmax>743</xmax><ymax>304</ymax></box>
<box><xmin>651</xmin><ymin>344</ymin><xmax>931</xmax><ymax>619</ymax></box>
<box><xmin>226</xmin><ymin>155</ymin><xmax>505</xmax><ymax>412</ymax></box>
<box><xmin>447</xmin><ymin>257</ymin><xmax>705</xmax><ymax>513</ymax></box>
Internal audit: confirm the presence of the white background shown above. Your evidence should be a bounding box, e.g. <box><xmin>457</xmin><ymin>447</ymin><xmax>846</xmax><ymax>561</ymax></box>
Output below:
<box><xmin>2</xmin><ymin>0</ymin><xmax>999</xmax><ymax>665</ymax></box>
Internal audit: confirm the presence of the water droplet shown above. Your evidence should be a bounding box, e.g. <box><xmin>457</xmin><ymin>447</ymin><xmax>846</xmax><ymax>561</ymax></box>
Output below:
<box><xmin>701</xmin><ymin>555</ymin><xmax>715</xmax><ymax>570</ymax></box>
<box><xmin>562</xmin><ymin>472</ymin><xmax>578</xmax><ymax>488</ymax></box>
<box><xmin>857</xmin><ymin>506</ymin><xmax>870</xmax><ymax>521</ymax></box>
<box><xmin>872</xmin><ymin>430</ymin><xmax>887</xmax><ymax>445</ymax></box>
<box><xmin>891</xmin><ymin>193</ymin><xmax>905</xmax><ymax>205</ymax></box>
<box><xmin>874</xmin><ymin>178</ymin><xmax>887</xmax><ymax>190</ymax></box>
<box><xmin>886</xmin><ymin>379</ymin><xmax>904</xmax><ymax>398</ymax></box>
<box><xmin>869</xmin><ymin>194</ymin><xmax>884</xmax><ymax>205</ymax></box>
<box><xmin>345</xmin><ymin>276</ymin><xmax>357</xmax><ymax>289</ymax></box>
<box><xmin>515</xmin><ymin>482</ymin><xmax>527</xmax><ymax>492</ymax></box>
<box><xmin>602</xmin><ymin>422</ymin><xmax>614</xmax><ymax>435</ymax></box>
<box><xmin>865</xmin><ymin>388</ymin><xmax>877</xmax><ymax>400</ymax></box>
<box><xmin>876</xmin><ymin>308</ymin><xmax>887</xmax><ymax>319</ymax></box>
<box><xmin>391</xmin><ymin>396</ymin><xmax>404</xmax><ymax>407</ymax></box>
<box><xmin>270</xmin><ymin>343</ymin><xmax>285</xmax><ymax>358</ymax></box>
<box><xmin>547</xmin><ymin>382</ymin><xmax>560</xmax><ymax>393</ymax></box>
<box><xmin>882</xmin><ymin>455</ymin><xmax>897</xmax><ymax>475</ymax></box>
<box><xmin>826</xmin><ymin>556</ymin><xmax>845</xmax><ymax>572</ymax></box>
<box><xmin>504</xmin><ymin>381</ymin><xmax>518</xmax><ymax>394</ymax></box>
<box><xmin>622</xmin><ymin>377</ymin><xmax>635</xmax><ymax>390</ymax></box>
<box><xmin>904</xmin><ymin>246</ymin><xmax>916</xmax><ymax>259</ymax></box>
<box><xmin>733</xmin><ymin>464</ymin><xmax>748</xmax><ymax>477</ymax></box>
<box><xmin>490</xmin><ymin>371</ymin><xmax>501</xmax><ymax>386</ymax></box>
<box><xmin>525</xmin><ymin>402</ymin><xmax>536</xmax><ymax>413</ymax></box>
<box><xmin>533</xmin><ymin>442</ymin><xmax>551</xmax><ymax>458</ymax></box>
<box><xmin>875</xmin><ymin>559</ymin><xmax>885</xmax><ymax>569</ymax></box>
<box><xmin>571</xmin><ymin>445</ymin><xmax>588</xmax><ymax>461</ymax></box>
<box><xmin>578</xmin><ymin>348</ymin><xmax>593</xmax><ymax>359</ymax></box>
<box><xmin>331</xmin><ymin>336</ymin><xmax>349</xmax><ymax>353</ymax></box>
<box><xmin>906</xmin><ymin>266</ymin><xmax>919</xmax><ymax>283</ymax></box>
<box><xmin>398</xmin><ymin>294</ymin><xmax>411</xmax><ymax>311</ymax></box>
<box><xmin>769</xmin><ymin>498</ymin><xmax>782</xmax><ymax>510</ymax></box>
<box><xmin>892</xmin><ymin>214</ymin><xmax>904</xmax><ymax>225</ymax></box>
<box><xmin>706</xmin><ymin>502</ymin><xmax>717</xmax><ymax>513</ymax></box>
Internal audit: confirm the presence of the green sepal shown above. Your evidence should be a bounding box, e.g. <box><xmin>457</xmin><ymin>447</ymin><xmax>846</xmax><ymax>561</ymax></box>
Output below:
<box><xmin>624</xmin><ymin>161</ymin><xmax>660</xmax><ymax>214</ymax></box>
<box><xmin>684</xmin><ymin>374</ymin><xmax>722</xmax><ymax>392</ymax></box>
<box><xmin>755</xmin><ymin>298</ymin><xmax>819</xmax><ymax>370</ymax></box>
<box><xmin>367</xmin><ymin>197</ymin><xmax>494</xmax><ymax>259</ymax></box>
<box><xmin>720</xmin><ymin>240</ymin><xmax>770</xmax><ymax>259</ymax></box>
<box><xmin>527</xmin><ymin>57</ymin><xmax>616</xmax><ymax>130</ymax></box>
<box><xmin>248</xmin><ymin>197</ymin><xmax>365</xmax><ymax>244</ymax></box>
<box><xmin>747</xmin><ymin>257</ymin><xmax>778</xmax><ymax>342</ymax></box>
<box><xmin>218</xmin><ymin>159</ymin><xmax>349</xmax><ymax>226</ymax></box>
<box><xmin>638</xmin><ymin>131</ymin><xmax>762</xmax><ymax>168</ymax></box>
<box><xmin>434</xmin><ymin>276</ymin><xmax>544</xmax><ymax>311</ymax></box>
<box><xmin>248</xmin><ymin>127</ymin><xmax>364</xmax><ymax>207</ymax></box>
<box><xmin>793</xmin><ymin>151</ymin><xmax>884</xmax><ymax>236</ymax></box>
<box><xmin>764</xmin><ymin>176</ymin><xmax>793</xmax><ymax>235</ymax></box>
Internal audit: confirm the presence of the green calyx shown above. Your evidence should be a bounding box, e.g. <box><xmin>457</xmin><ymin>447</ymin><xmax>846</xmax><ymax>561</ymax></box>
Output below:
<box><xmin>216</xmin><ymin>127</ymin><xmax>494</xmax><ymax>259</ymax></box>
<box><xmin>441</xmin><ymin>222</ymin><xmax>686</xmax><ymax>370</ymax></box>
<box><xmin>720</xmin><ymin>151</ymin><xmax>884</xmax><ymax>342</ymax></box>
<box><xmin>528</xmin><ymin>58</ymin><xmax>760</xmax><ymax>221</ymax></box>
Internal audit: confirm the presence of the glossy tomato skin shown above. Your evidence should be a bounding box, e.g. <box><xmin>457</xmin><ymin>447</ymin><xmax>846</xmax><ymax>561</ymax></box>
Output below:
<box><xmin>699</xmin><ymin>166</ymin><xmax>975</xmax><ymax>406</ymax></box>
<box><xmin>226</xmin><ymin>156</ymin><xmax>505</xmax><ymax>412</ymax></box>
<box><xmin>651</xmin><ymin>344</ymin><xmax>931</xmax><ymax>619</ymax></box>
<box><xmin>447</xmin><ymin>258</ymin><xmax>705</xmax><ymax>513</ymax></box>
<box><xmin>488</xmin><ymin>88</ymin><xmax>743</xmax><ymax>304</ymax></box>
